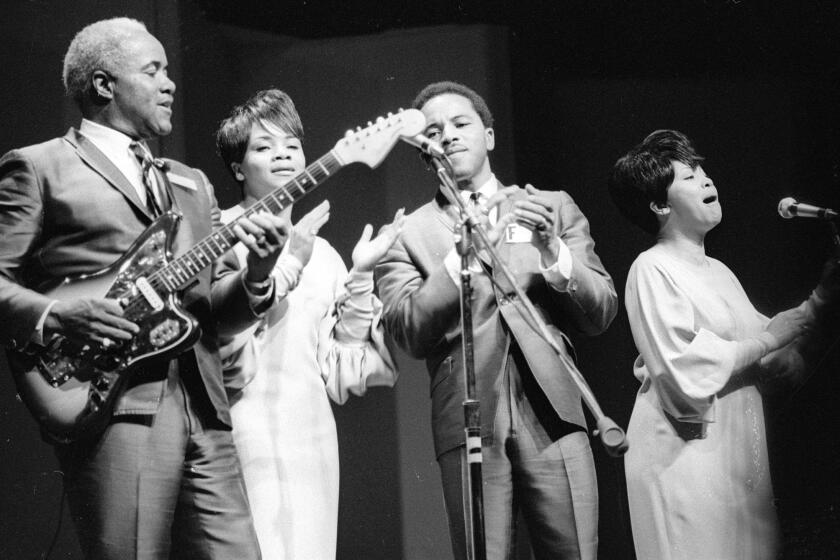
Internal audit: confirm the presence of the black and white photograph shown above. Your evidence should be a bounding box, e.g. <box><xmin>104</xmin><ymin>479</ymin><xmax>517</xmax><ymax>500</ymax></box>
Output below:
<box><xmin>1</xmin><ymin>1</ymin><xmax>838</xmax><ymax>559</ymax></box>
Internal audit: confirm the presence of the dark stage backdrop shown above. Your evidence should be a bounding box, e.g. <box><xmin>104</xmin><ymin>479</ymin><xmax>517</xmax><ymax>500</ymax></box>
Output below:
<box><xmin>2</xmin><ymin>2</ymin><xmax>839</xmax><ymax>559</ymax></box>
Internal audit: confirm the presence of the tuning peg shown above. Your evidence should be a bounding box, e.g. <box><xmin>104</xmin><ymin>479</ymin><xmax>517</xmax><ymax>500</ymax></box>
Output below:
<box><xmin>345</xmin><ymin>129</ymin><xmax>353</xmax><ymax>137</ymax></box>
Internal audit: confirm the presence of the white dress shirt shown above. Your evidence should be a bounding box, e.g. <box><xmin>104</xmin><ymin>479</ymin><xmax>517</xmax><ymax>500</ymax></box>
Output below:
<box><xmin>79</xmin><ymin>118</ymin><xmax>156</xmax><ymax>206</ymax></box>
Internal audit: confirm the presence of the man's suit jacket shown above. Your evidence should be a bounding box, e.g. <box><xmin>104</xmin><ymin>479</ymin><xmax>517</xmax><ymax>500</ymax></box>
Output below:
<box><xmin>0</xmin><ymin>128</ymin><xmax>261</xmax><ymax>429</ymax></box>
<box><xmin>375</xmin><ymin>184</ymin><xmax>617</xmax><ymax>456</ymax></box>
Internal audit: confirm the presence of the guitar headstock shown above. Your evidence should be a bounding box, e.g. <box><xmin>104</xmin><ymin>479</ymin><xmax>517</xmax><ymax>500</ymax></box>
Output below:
<box><xmin>333</xmin><ymin>108</ymin><xmax>426</xmax><ymax>169</ymax></box>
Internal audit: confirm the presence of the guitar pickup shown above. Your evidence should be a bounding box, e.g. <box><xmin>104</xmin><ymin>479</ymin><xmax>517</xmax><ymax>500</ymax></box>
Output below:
<box><xmin>135</xmin><ymin>277</ymin><xmax>164</xmax><ymax>311</ymax></box>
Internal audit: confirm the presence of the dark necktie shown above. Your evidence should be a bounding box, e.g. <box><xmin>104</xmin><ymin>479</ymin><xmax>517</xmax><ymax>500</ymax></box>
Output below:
<box><xmin>130</xmin><ymin>141</ymin><xmax>163</xmax><ymax>217</ymax></box>
<box><xmin>468</xmin><ymin>191</ymin><xmax>482</xmax><ymax>219</ymax></box>
<box><xmin>469</xmin><ymin>191</ymin><xmax>494</xmax><ymax>224</ymax></box>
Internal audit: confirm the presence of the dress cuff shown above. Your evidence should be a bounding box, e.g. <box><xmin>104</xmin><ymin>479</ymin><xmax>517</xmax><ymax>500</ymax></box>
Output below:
<box><xmin>272</xmin><ymin>253</ymin><xmax>304</xmax><ymax>298</ymax></box>
<box><xmin>335</xmin><ymin>270</ymin><xmax>376</xmax><ymax>343</ymax></box>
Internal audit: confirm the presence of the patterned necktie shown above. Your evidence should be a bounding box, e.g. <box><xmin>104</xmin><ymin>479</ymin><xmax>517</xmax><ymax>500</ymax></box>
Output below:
<box><xmin>130</xmin><ymin>141</ymin><xmax>163</xmax><ymax>217</ymax></box>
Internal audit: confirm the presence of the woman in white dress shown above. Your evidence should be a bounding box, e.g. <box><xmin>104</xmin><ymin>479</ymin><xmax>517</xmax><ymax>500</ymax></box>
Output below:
<box><xmin>214</xmin><ymin>89</ymin><xmax>403</xmax><ymax>560</ymax></box>
<box><xmin>608</xmin><ymin>130</ymin><xmax>833</xmax><ymax>559</ymax></box>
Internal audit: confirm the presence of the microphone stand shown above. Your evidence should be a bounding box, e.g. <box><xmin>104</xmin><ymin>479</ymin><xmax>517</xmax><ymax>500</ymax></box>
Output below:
<box><xmin>427</xmin><ymin>155</ymin><xmax>486</xmax><ymax>560</ymax></box>
<box><xmin>430</xmin><ymin>157</ymin><xmax>629</xmax><ymax>462</ymax></box>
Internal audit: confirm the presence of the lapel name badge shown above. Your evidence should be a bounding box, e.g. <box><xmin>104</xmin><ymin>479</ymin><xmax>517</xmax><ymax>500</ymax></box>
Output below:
<box><xmin>167</xmin><ymin>172</ymin><xmax>197</xmax><ymax>191</ymax></box>
<box><xmin>505</xmin><ymin>223</ymin><xmax>532</xmax><ymax>243</ymax></box>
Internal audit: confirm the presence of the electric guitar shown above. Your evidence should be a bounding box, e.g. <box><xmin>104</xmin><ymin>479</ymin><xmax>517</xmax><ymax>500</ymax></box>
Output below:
<box><xmin>11</xmin><ymin>108</ymin><xmax>425</xmax><ymax>442</ymax></box>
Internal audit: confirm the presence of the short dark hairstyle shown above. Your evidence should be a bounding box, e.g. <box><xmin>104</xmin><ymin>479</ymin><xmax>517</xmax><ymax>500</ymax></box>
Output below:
<box><xmin>608</xmin><ymin>129</ymin><xmax>705</xmax><ymax>235</ymax></box>
<box><xmin>216</xmin><ymin>89</ymin><xmax>304</xmax><ymax>182</ymax></box>
<box><xmin>411</xmin><ymin>81</ymin><xmax>494</xmax><ymax>129</ymax></box>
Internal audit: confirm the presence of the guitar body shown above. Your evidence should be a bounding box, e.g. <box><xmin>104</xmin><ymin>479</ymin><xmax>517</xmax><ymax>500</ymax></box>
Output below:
<box><xmin>6</xmin><ymin>108</ymin><xmax>426</xmax><ymax>442</ymax></box>
<box><xmin>12</xmin><ymin>212</ymin><xmax>200</xmax><ymax>441</ymax></box>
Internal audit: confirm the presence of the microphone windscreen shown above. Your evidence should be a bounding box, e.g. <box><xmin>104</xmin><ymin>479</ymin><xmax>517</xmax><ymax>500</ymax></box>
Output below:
<box><xmin>777</xmin><ymin>197</ymin><xmax>797</xmax><ymax>219</ymax></box>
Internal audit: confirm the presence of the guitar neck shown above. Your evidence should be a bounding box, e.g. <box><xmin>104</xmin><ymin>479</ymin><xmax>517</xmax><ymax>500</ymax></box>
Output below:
<box><xmin>152</xmin><ymin>150</ymin><xmax>344</xmax><ymax>292</ymax></box>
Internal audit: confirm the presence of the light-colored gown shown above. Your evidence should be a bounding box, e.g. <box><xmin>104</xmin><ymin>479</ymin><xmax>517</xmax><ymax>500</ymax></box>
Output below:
<box><xmin>220</xmin><ymin>205</ymin><xmax>397</xmax><ymax>560</ymax></box>
<box><xmin>624</xmin><ymin>244</ymin><xmax>800</xmax><ymax>560</ymax></box>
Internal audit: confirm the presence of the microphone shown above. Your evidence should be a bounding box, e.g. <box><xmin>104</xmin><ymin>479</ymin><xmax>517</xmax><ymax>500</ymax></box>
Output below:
<box><xmin>778</xmin><ymin>197</ymin><xmax>839</xmax><ymax>220</ymax></box>
<box><xmin>402</xmin><ymin>134</ymin><xmax>446</xmax><ymax>158</ymax></box>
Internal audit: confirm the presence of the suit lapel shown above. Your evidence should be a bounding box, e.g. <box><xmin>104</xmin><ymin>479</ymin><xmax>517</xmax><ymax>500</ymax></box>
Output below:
<box><xmin>63</xmin><ymin>129</ymin><xmax>152</xmax><ymax>220</ymax></box>
<box><xmin>433</xmin><ymin>188</ymin><xmax>458</xmax><ymax>232</ymax></box>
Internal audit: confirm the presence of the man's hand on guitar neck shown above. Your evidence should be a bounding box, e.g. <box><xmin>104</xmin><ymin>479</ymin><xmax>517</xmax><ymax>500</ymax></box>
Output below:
<box><xmin>234</xmin><ymin>211</ymin><xmax>292</xmax><ymax>288</ymax></box>
<box><xmin>44</xmin><ymin>297</ymin><xmax>139</xmax><ymax>347</ymax></box>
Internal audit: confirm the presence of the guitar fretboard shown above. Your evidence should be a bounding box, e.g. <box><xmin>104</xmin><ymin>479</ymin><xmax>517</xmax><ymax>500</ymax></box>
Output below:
<box><xmin>149</xmin><ymin>151</ymin><xmax>342</xmax><ymax>293</ymax></box>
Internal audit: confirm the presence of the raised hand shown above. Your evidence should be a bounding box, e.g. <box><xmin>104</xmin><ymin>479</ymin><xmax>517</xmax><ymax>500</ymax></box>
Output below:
<box><xmin>233</xmin><ymin>210</ymin><xmax>292</xmax><ymax>283</ymax></box>
<box><xmin>514</xmin><ymin>184</ymin><xmax>562</xmax><ymax>265</ymax></box>
<box><xmin>465</xmin><ymin>186</ymin><xmax>518</xmax><ymax>248</ymax></box>
<box><xmin>352</xmin><ymin>208</ymin><xmax>406</xmax><ymax>272</ymax></box>
<box><xmin>288</xmin><ymin>200</ymin><xmax>331</xmax><ymax>268</ymax></box>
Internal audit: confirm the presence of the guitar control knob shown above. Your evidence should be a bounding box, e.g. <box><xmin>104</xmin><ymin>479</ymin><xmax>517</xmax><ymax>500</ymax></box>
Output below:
<box><xmin>93</xmin><ymin>376</ymin><xmax>111</xmax><ymax>391</ymax></box>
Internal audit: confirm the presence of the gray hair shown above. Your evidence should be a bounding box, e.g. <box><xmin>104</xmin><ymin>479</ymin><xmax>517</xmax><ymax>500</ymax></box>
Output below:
<box><xmin>62</xmin><ymin>18</ymin><xmax>148</xmax><ymax>106</ymax></box>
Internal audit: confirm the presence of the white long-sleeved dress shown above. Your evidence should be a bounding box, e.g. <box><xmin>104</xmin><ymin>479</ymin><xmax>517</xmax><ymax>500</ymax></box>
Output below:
<box><xmin>221</xmin><ymin>206</ymin><xmax>397</xmax><ymax>560</ymax></box>
<box><xmin>623</xmin><ymin>244</ymin><xmax>799</xmax><ymax>560</ymax></box>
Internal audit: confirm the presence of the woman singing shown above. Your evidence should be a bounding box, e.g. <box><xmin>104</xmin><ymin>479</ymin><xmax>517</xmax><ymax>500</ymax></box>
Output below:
<box><xmin>609</xmin><ymin>129</ymin><xmax>833</xmax><ymax>559</ymax></box>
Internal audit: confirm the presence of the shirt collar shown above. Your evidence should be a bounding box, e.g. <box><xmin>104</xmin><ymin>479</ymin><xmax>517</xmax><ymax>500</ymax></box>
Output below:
<box><xmin>79</xmin><ymin>119</ymin><xmax>135</xmax><ymax>153</ymax></box>
<box><xmin>461</xmin><ymin>173</ymin><xmax>498</xmax><ymax>202</ymax></box>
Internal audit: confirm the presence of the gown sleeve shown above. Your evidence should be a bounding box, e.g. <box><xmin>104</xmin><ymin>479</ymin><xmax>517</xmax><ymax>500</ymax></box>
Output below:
<box><xmin>626</xmin><ymin>255</ymin><xmax>744</xmax><ymax>422</ymax></box>
<box><xmin>218</xmin><ymin>238</ymin><xmax>304</xmax><ymax>394</ymax></box>
<box><xmin>317</xmin><ymin>249</ymin><xmax>397</xmax><ymax>405</ymax></box>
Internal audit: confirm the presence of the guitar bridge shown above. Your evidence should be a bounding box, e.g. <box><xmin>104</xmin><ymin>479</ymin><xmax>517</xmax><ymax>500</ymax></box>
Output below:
<box><xmin>37</xmin><ymin>337</ymin><xmax>88</xmax><ymax>386</ymax></box>
<box><xmin>39</xmin><ymin>354</ymin><xmax>77</xmax><ymax>387</ymax></box>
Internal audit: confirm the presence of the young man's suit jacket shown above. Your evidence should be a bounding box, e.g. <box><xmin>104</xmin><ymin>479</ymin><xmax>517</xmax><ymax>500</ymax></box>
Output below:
<box><xmin>0</xmin><ymin>128</ymin><xmax>261</xmax><ymax>430</ymax></box>
<box><xmin>375</xmin><ymin>184</ymin><xmax>617</xmax><ymax>456</ymax></box>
